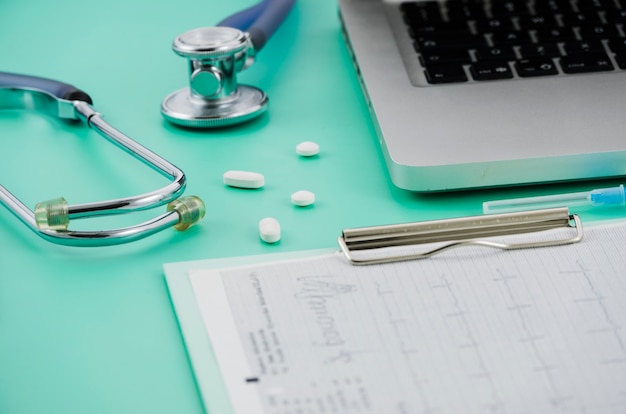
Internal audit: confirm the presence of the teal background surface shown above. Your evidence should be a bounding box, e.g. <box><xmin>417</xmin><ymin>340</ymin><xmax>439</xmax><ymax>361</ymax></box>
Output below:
<box><xmin>1</xmin><ymin>1</ymin><xmax>625</xmax><ymax>413</ymax></box>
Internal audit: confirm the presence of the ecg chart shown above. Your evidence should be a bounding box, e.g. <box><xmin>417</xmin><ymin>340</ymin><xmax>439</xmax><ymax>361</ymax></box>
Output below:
<box><xmin>190</xmin><ymin>223</ymin><xmax>626</xmax><ymax>414</ymax></box>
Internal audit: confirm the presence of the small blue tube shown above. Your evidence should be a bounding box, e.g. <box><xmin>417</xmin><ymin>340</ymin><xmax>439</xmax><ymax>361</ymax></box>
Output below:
<box><xmin>248</xmin><ymin>0</ymin><xmax>295</xmax><ymax>50</ymax></box>
<box><xmin>590</xmin><ymin>184</ymin><xmax>626</xmax><ymax>206</ymax></box>
<box><xmin>0</xmin><ymin>71</ymin><xmax>92</xmax><ymax>104</ymax></box>
<box><xmin>218</xmin><ymin>0</ymin><xmax>296</xmax><ymax>51</ymax></box>
<box><xmin>483</xmin><ymin>184</ymin><xmax>626</xmax><ymax>214</ymax></box>
<box><xmin>217</xmin><ymin>2</ymin><xmax>268</xmax><ymax>31</ymax></box>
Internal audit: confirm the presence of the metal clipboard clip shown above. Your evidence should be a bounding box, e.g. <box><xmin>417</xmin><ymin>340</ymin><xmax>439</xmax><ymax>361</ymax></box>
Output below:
<box><xmin>338</xmin><ymin>207</ymin><xmax>583</xmax><ymax>265</ymax></box>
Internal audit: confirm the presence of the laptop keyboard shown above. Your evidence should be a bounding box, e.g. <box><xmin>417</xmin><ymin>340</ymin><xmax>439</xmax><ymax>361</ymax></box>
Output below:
<box><xmin>401</xmin><ymin>0</ymin><xmax>626</xmax><ymax>84</ymax></box>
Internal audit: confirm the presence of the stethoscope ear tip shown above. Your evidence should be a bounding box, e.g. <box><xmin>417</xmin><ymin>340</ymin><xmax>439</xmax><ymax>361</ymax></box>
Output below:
<box><xmin>34</xmin><ymin>197</ymin><xmax>70</xmax><ymax>231</ymax></box>
<box><xmin>168</xmin><ymin>195</ymin><xmax>206</xmax><ymax>231</ymax></box>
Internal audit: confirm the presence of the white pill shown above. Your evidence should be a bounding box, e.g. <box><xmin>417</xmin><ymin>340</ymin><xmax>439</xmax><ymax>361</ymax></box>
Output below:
<box><xmin>296</xmin><ymin>141</ymin><xmax>320</xmax><ymax>157</ymax></box>
<box><xmin>291</xmin><ymin>190</ymin><xmax>315</xmax><ymax>207</ymax></box>
<box><xmin>259</xmin><ymin>217</ymin><xmax>281</xmax><ymax>243</ymax></box>
<box><xmin>223</xmin><ymin>170</ymin><xmax>264</xmax><ymax>189</ymax></box>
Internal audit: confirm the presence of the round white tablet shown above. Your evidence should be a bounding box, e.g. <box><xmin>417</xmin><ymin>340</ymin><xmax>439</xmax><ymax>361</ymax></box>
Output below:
<box><xmin>291</xmin><ymin>190</ymin><xmax>315</xmax><ymax>207</ymax></box>
<box><xmin>223</xmin><ymin>170</ymin><xmax>265</xmax><ymax>189</ymax></box>
<box><xmin>259</xmin><ymin>217</ymin><xmax>281</xmax><ymax>243</ymax></box>
<box><xmin>295</xmin><ymin>141</ymin><xmax>320</xmax><ymax>157</ymax></box>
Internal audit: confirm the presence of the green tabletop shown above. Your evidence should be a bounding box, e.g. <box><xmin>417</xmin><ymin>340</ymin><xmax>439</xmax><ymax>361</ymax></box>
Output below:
<box><xmin>1</xmin><ymin>1</ymin><xmax>625</xmax><ymax>413</ymax></box>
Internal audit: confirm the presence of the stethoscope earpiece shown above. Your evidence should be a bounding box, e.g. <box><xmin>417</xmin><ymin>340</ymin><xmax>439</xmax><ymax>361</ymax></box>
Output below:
<box><xmin>161</xmin><ymin>27</ymin><xmax>269</xmax><ymax>128</ymax></box>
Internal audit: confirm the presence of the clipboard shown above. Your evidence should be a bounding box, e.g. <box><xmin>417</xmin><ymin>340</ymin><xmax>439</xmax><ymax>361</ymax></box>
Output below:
<box><xmin>338</xmin><ymin>207</ymin><xmax>582</xmax><ymax>264</ymax></box>
<box><xmin>162</xmin><ymin>207</ymin><xmax>626</xmax><ymax>414</ymax></box>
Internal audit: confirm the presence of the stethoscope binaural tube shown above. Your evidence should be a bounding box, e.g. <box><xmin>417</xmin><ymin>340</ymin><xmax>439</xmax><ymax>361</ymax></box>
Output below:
<box><xmin>0</xmin><ymin>71</ymin><xmax>94</xmax><ymax>104</ymax></box>
<box><xmin>0</xmin><ymin>71</ymin><xmax>206</xmax><ymax>246</ymax></box>
<box><xmin>160</xmin><ymin>0</ymin><xmax>296</xmax><ymax>128</ymax></box>
<box><xmin>218</xmin><ymin>0</ymin><xmax>296</xmax><ymax>51</ymax></box>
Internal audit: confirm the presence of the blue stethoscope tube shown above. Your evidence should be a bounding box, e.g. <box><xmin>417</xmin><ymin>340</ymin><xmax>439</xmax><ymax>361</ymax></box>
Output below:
<box><xmin>0</xmin><ymin>71</ymin><xmax>93</xmax><ymax>104</ymax></box>
<box><xmin>219</xmin><ymin>0</ymin><xmax>296</xmax><ymax>50</ymax></box>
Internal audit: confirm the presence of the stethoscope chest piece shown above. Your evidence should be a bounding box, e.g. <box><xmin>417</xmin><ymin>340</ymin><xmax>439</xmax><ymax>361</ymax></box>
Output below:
<box><xmin>161</xmin><ymin>27</ymin><xmax>268</xmax><ymax>128</ymax></box>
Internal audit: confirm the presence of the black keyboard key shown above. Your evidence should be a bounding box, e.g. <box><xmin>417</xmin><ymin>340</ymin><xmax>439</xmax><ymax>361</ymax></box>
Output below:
<box><xmin>563</xmin><ymin>39</ymin><xmax>605</xmax><ymax>55</ymax></box>
<box><xmin>515</xmin><ymin>57</ymin><xmax>560</xmax><ymax>76</ymax></box>
<box><xmin>560</xmin><ymin>12</ymin><xmax>602</xmax><ymax>26</ymax></box>
<box><xmin>533</xmin><ymin>0</ymin><xmax>575</xmax><ymax>13</ymax></box>
<box><xmin>420</xmin><ymin>48</ymin><xmax>472</xmax><ymax>65</ymax></box>
<box><xmin>559</xmin><ymin>52</ymin><xmax>614</xmax><ymax>73</ymax></box>
<box><xmin>576</xmin><ymin>0</ymin><xmax>617</xmax><ymax>11</ymax></box>
<box><xmin>445</xmin><ymin>3</ymin><xmax>487</xmax><ymax>21</ymax></box>
<box><xmin>535</xmin><ymin>27</ymin><xmax>577</xmax><ymax>42</ymax></box>
<box><xmin>409</xmin><ymin>21</ymin><xmax>471</xmax><ymax>36</ymax></box>
<box><xmin>604</xmin><ymin>10</ymin><xmax>626</xmax><ymax>24</ymax></box>
<box><xmin>424</xmin><ymin>64</ymin><xmax>468</xmax><ymax>84</ymax></box>
<box><xmin>490</xmin><ymin>30</ymin><xmax>533</xmax><ymax>46</ymax></box>
<box><xmin>614</xmin><ymin>51</ymin><xmax>626</xmax><ymax>69</ymax></box>
<box><xmin>470</xmin><ymin>61</ymin><xmax>514</xmax><ymax>80</ymax></box>
<box><xmin>518</xmin><ymin>43</ymin><xmax>561</xmax><ymax>58</ymax></box>
<box><xmin>608</xmin><ymin>38</ymin><xmax>626</xmax><ymax>52</ymax></box>
<box><xmin>401</xmin><ymin>1</ymin><xmax>443</xmax><ymax>25</ymax></box>
<box><xmin>474</xmin><ymin>18</ymin><xmax>515</xmax><ymax>33</ymax></box>
<box><xmin>415</xmin><ymin>33</ymin><xmax>487</xmax><ymax>50</ymax></box>
<box><xmin>517</xmin><ymin>14</ymin><xmax>559</xmax><ymax>30</ymax></box>
<box><xmin>490</xmin><ymin>1</ymin><xmax>531</xmax><ymax>17</ymax></box>
<box><xmin>475</xmin><ymin>45</ymin><xmax>517</xmax><ymax>61</ymax></box>
<box><xmin>577</xmin><ymin>24</ymin><xmax>620</xmax><ymax>40</ymax></box>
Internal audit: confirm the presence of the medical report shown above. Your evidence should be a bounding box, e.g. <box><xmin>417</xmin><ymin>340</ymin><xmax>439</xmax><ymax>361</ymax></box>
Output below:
<box><xmin>183</xmin><ymin>222</ymin><xmax>626</xmax><ymax>414</ymax></box>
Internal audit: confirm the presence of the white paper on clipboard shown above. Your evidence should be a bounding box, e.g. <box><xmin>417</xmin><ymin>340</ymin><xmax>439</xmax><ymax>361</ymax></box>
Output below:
<box><xmin>183</xmin><ymin>220</ymin><xmax>626</xmax><ymax>413</ymax></box>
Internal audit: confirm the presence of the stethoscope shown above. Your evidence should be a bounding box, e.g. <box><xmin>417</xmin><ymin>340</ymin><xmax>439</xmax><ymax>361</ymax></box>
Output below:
<box><xmin>161</xmin><ymin>0</ymin><xmax>295</xmax><ymax>127</ymax></box>
<box><xmin>0</xmin><ymin>0</ymin><xmax>294</xmax><ymax>246</ymax></box>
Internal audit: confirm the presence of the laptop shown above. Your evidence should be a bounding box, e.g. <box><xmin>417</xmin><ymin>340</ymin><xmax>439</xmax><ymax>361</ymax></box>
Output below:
<box><xmin>338</xmin><ymin>0</ymin><xmax>626</xmax><ymax>192</ymax></box>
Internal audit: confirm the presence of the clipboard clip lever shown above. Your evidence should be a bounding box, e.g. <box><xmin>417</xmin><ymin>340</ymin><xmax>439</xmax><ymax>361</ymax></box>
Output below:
<box><xmin>338</xmin><ymin>207</ymin><xmax>583</xmax><ymax>265</ymax></box>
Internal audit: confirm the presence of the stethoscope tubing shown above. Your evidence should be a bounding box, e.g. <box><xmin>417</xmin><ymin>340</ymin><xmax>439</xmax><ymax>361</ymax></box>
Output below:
<box><xmin>217</xmin><ymin>1</ymin><xmax>267</xmax><ymax>31</ymax></box>
<box><xmin>0</xmin><ymin>71</ymin><xmax>93</xmax><ymax>104</ymax></box>
<box><xmin>218</xmin><ymin>0</ymin><xmax>296</xmax><ymax>51</ymax></box>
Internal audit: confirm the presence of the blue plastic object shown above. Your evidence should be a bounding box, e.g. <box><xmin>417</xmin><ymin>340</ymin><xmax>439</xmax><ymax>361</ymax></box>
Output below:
<box><xmin>483</xmin><ymin>185</ymin><xmax>626</xmax><ymax>214</ymax></box>
<box><xmin>217</xmin><ymin>2</ymin><xmax>267</xmax><ymax>31</ymax></box>
<box><xmin>0</xmin><ymin>71</ymin><xmax>92</xmax><ymax>103</ymax></box>
<box><xmin>218</xmin><ymin>0</ymin><xmax>296</xmax><ymax>50</ymax></box>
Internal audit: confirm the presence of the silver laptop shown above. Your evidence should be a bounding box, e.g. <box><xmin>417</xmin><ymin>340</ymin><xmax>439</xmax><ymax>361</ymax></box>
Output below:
<box><xmin>338</xmin><ymin>0</ymin><xmax>626</xmax><ymax>192</ymax></box>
